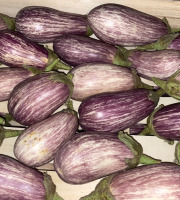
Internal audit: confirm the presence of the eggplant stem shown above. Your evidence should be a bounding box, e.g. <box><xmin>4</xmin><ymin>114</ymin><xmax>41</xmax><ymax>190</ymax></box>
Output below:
<box><xmin>155</xmin><ymin>88</ymin><xmax>166</xmax><ymax>97</ymax></box>
<box><xmin>139</xmin><ymin>154</ymin><xmax>161</xmax><ymax>165</ymax></box>
<box><xmin>54</xmin><ymin>60</ymin><xmax>72</xmax><ymax>71</ymax></box>
<box><xmin>52</xmin><ymin>192</ymin><xmax>64</xmax><ymax>200</ymax></box>
<box><xmin>175</xmin><ymin>141</ymin><xmax>180</xmax><ymax>165</ymax></box>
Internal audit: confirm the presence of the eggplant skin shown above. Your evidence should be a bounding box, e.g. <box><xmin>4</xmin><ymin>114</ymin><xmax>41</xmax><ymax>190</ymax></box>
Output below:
<box><xmin>0</xmin><ymin>154</ymin><xmax>46</xmax><ymax>200</ymax></box>
<box><xmin>70</xmin><ymin>63</ymin><xmax>136</xmax><ymax>101</ymax></box>
<box><xmin>54</xmin><ymin>131</ymin><xmax>134</xmax><ymax>184</ymax></box>
<box><xmin>0</xmin><ymin>30</ymin><xmax>48</xmax><ymax>69</ymax></box>
<box><xmin>16</xmin><ymin>6</ymin><xmax>92</xmax><ymax>43</ymax></box>
<box><xmin>53</xmin><ymin>34</ymin><xmax>117</xmax><ymax>66</ymax></box>
<box><xmin>87</xmin><ymin>3</ymin><xmax>168</xmax><ymax>46</ymax></box>
<box><xmin>0</xmin><ymin>67</ymin><xmax>33</xmax><ymax>102</ymax></box>
<box><xmin>128</xmin><ymin>49</ymin><xmax>180</xmax><ymax>80</ymax></box>
<box><xmin>78</xmin><ymin>89</ymin><xmax>159</xmax><ymax>133</ymax></box>
<box><xmin>8</xmin><ymin>73</ymin><xmax>70</xmax><ymax>126</ymax></box>
<box><xmin>153</xmin><ymin>102</ymin><xmax>180</xmax><ymax>140</ymax></box>
<box><xmin>14</xmin><ymin>110</ymin><xmax>78</xmax><ymax>167</ymax></box>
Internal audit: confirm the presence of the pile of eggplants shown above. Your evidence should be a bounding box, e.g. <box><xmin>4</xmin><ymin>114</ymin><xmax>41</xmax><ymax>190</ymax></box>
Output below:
<box><xmin>0</xmin><ymin>2</ymin><xmax>180</xmax><ymax>200</ymax></box>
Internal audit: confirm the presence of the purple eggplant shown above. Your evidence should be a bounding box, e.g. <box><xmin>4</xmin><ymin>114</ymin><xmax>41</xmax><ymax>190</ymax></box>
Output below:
<box><xmin>128</xmin><ymin>49</ymin><xmax>180</xmax><ymax>80</ymax></box>
<box><xmin>53</xmin><ymin>34</ymin><xmax>131</xmax><ymax>67</ymax></box>
<box><xmin>129</xmin><ymin>123</ymin><xmax>146</xmax><ymax>135</ymax></box>
<box><xmin>0</xmin><ymin>67</ymin><xmax>33</xmax><ymax>102</ymax></box>
<box><xmin>80</xmin><ymin>162</ymin><xmax>180</xmax><ymax>200</ymax></box>
<box><xmin>139</xmin><ymin>102</ymin><xmax>180</xmax><ymax>142</ymax></box>
<box><xmin>87</xmin><ymin>3</ymin><xmax>168</xmax><ymax>46</ymax></box>
<box><xmin>54</xmin><ymin>131</ymin><xmax>160</xmax><ymax>184</ymax></box>
<box><xmin>15</xmin><ymin>6</ymin><xmax>93</xmax><ymax>43</ymax></box>
<box><xmin>69</xmin><ymin>62</ymin><xmax>153</xmax><ymax>101</ymax></box>
<box><xmin>0</xmin><ymin>13</ymin><xmax>15</xmax><ymax>31</ymax></box>
<box><xmin>78</xmin><ymin>88</ymin><xmax>159</xmax><ymax>133</ymax></box>
<box><xmin>8</xmin><ymin>72</ymin><xmax>73</xmax><ymax>126</ymax></box>
<box><xmin>0</xmin><ymin>30</ymin><xmax>70</xmax><ymax>71</ymax></box>
<box><xmin>0</xmin><ymin>154</ymin><xmax>63</xmax><ymax>200</ymax></box>
<box><xmin>14</xmin><ymin>106</ymin><xmax>78</xmax><ymax>167</ymax></box>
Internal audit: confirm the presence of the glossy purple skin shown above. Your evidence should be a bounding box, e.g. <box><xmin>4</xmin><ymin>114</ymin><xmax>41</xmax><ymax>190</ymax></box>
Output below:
<box><xmin>87</xmin><ymin>3</ymin><xmax>168</xmax><ymax>46</ymax></box>
<box><xmin>70</xmin><ymin>63</ymin><xmax>136</xmax><ymax>101</ymax></box>
<box><xmin>54</xmin><ymin>131</ymin><xmax>134</xmax><ymax>184</ymax></box>
<box><xmin>0</xmin><ymin>154</ymin><xmax>46</xmax><ymax>200</ymax></box>
<box><xmin>8</xmin><ymin>73</ymin><xmax>70</xmax><ymax>126</ymax></box>
<box><xmin>0</xmin><ymin>67</ymin><xmax>33</xmax><ymax>102</ymax></box>
<box><xmin>169</xmin><ymin>35</ymin><xmax>180</xmax><ymax>51</ymax></box>
<box><xmin>0</xmin><ymin>30</ymin><xmax>48</xmax><ymax>69</ymax></box>
<box><xmin>16</xmin><ymin>6</ymin><xmax>91</xmax><ymax>43</ymax></box>
<box><xmin>14</xmin><ymin>110</ymin><xmax>78</xmax><ymax>167</ymax></box>
<box><xmin>53</xmin><ymin>34</ymin><xmax>117</xmax><ymax>66</ymax></box>
<box><xmin>109</xmin><ymin>162</ymin><xmax>180</xmax><ymax>199</ymax></box>
<box><xmin>78</xmin><ymin>89</ymin><xmax>159</xmax><ymax>133</ymax></box>
<box><xmin>153</xmin><ymin>102</ymin><xmax>180</xmax><ymax>140</ymax></box>
<box><xmin>128</xmin><ymin>49</ymin><xmax>180</xmax><ymax>80</ymax></box>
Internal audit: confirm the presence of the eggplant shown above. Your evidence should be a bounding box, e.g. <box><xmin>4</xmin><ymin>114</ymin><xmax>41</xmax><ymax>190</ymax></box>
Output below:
<box><xmin>8</xmin><ymin>72</ymin><xmax>73</xmax><ymax>126</ymax></box>
<box><xmin>80</xmin><ymin>162</ymin><xmax>180</xmax><ymax>200</ymax></box>
<box><xmin>54</xmin><ymin>131</ymin><xmax>160</xmax><ymax>184</ymax></box>
<box><xmin>129</xmin><ymin>123</ymin><xmax>146</xmax><ymax>135</ymax></box>
<box><xmin>0</xmin><ymin>154</ymin><xmax>63</xmax><ymax>200</ymax></box>
<box><xmin>87</xmin><ymin>3</ymin><xmax>168</xmax><ymax>46</ymax></box>
<box><xmin>0</xmin><ymin>67</ymin><xmax>33</xmax><ymax>102</ymax></box>
<box><xmin>78</xmin><ymin>88</ymin><xmax>159</xmax><ymax>133</ymax></box>
<box><xmin>0</xmin><ymin>30</ymin><xmax>70</xmax><ymax>71</ymax></box>
<box><xmin>15</xmin><ymin>6</ymin><xmax>93</xmax><ymax>43</ymax></box>
<box><xmin>53</xmin><ymin>34</ymin><xmax>130</xmax><ymax>67</ymax></box>
<box><xmin>14</xmin><ymin>106</ymin><xmax>78</xmax><ymax>167</ymax></box>
<box><xmin>139</xmin><ymin>102</ymin><xmax>180</xmax><ymax>142</ymax></box>
<box><xmin>0</xmin><ymin>13</ymin><xmax>15</xmax><ymax>31</ymax></box>
<box><xmin>128</xmin><ymin>49</ymin><xmax>180</xmax><ymax>80</ymax></box>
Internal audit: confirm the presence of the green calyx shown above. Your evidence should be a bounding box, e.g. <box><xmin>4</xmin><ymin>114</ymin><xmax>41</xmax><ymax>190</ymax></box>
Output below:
<box><xmin>162</xmin><ymin>17</ymin><xmax>180</xmax><ymax>34</ymax></box>
<box><xmin>86</xmin><ymin>24</ymin><xmax>93</xmax><ymax>36</ymax></box>
<box><xmin>62</xmin><ymin>99</ymin><xmax>78</xmax><ymax>117</ymax></box>
<box><xmin>175</xmin><ymin>141</ymin><xmax>180</xmax><ymax>165</ymax></box>
<box><xmin>152</xmin><ymin>70</ymin><xmax>180</xmax><ymax>101</ymax></box>
<box><xmin>148</xmin><ymin>90</ymin><xmax>160</xmax><ymax>107</ymax></box>
<box><xmin>0</xmin><ymin>13</ymin><xmax>15</xmax><ymax>31</ymax></box>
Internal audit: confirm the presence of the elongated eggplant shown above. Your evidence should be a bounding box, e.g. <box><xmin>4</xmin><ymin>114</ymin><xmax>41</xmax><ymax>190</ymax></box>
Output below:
<box><xmin>8</xmin><ymin>72</ymin><xmax>73</xmax><ymax>126</ymax></box>
<box><xmin>0</xmin><ymin>67</ymin><xmax>33</xmax><ymax>102</ymax></box>
<box><xmin>54</xmin><ymin>131</ymin><xmax>160</xmax><ymax>184</ymax></box>
<box><xmin>53</xmin><ymin>34</ymin><xmax>131</xmax><ymax>67</ymax></box>
<box><xmin>15</xmin><ymin>6</ymin><xmax>93</xmax><ymax>43</ymax></box>
<box><xmin>78</xmin><ymin>89</ymin><xmax>159</xmax><ymax>133</ymax></box>
<box><xmin>87</xmin><ymin>3</ymin><xmax>168</xmax><ymax>46</ymax></box>
<box><xmin>14</xmin><ymin>106</ymin><xmax>78</xmax><ymax>167</ymax></box>
<box><xmin>0</xmin><ymin>154</ymin><xmax>63</xmax><ymax>200</ymax></box>
<box><xmin>0</xmin><ymin>30</ymin><xmax>71</xmax><ymax>71</ymax></box>
<box><xmin>128</xmin><ymin>49</ymin><xmax>180</xmax><ymax>80</ymax></box>
<box><xmin>0</xmin><ymin>13</ymin><xmax>15</xmax><ymax>31</ymax></box>
<box><xmin>139</xmin><ymin>102</ymin><xmax>180</xmax><ymax>141</ymax></box>
<box><xmin>80</xmin><ymin>162</ymin><xmax>180</xmax><ymax>200</ymax></box>
<box><xmin>69</xmin><ymin>62</ymin><xmax>152</xmax><ymax>101</ymax></box>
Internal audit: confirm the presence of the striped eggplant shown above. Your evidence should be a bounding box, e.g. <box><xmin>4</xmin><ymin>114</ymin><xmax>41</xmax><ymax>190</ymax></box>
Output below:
<box><xmin>128</xmin><ymin>49</ymin><xmax>180</xmax><ymax>80</ymax></box>
<box><xmin>78</xmin><ymin>88</ymin><xmax>159</xmax><ymax>133</ymax></box>
<box><xmin>129</xmin><ymin>123</ymin><xmax>146</xmax><ymax>135</ymax></box>
<box><xmin>54</xmin><ymin>131</ymin><xmax>160</xmax><ymax>184</ymax></box>
<box><xmin>53</xmin><ymin>34</ymin><xmax>130</xmax><ymax>67</ymax></box>
<box><xmin>0</xmin><ymin>13</ymin><xmax>15</xmax><ymax>31</ymax></box>
<box><xmin>80</xmin><ymin>162</ymin><xmax>180</xmax><ymax>200</ymax></box>
<box><xmin>87</xmin><ymin>3</ymin><xmax>168</xmax><ymax>46</ymax></box>
<box><xmin>8</xmin><ymin>72</ymin><xmax>73</xmax><ymax>126</ymax></box>
<box><xmin>69</xmin><ymin>62</ymin><xmax>152</xmax><ymax>101</ymax></box>
<box><xmin>14</xmin><ymin>107</ymin><xmax>78</xmax><ymax>167</ymax></box>
<box><xmin>0</xmin><ymin>30</ymin><xmax>70</xmax><ymax>71</ymax></box>
<box><xmin>0</xmin><ymin>154</ymin><xmax>63</xmax><ymax>200</ymax></box>
<box><xmin>15</xmin><ymin>6</ymin><xmax>93</xmax><ymax>43</ymax></box>
<box><xmin>0</xmin><ymin>67</ymin><xmax>33</xmax><ymax>102</ymax></box>
<box><xmin>139</xmin><ymin>102</ymin><xmax>180</xmax><ymax>141</ymax></box>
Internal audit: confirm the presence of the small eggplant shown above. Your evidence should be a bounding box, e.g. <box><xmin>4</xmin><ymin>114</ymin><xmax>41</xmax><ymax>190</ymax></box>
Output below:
<box><xmin>78</xmin><ymin>89</ymin><xmax>159</xmax><ymax>133</ymax></box>
<box><xmin>53</xmin><ymin>34</ymin><xmax>131</xmax><ymax>67</ymax></box>
<box><xmin>0</xmin><ymin>13</ymin><xmax>15</xmax><ymax>31</ymax></box>
<box><xmin>8</xmin><ymin>72</ymin><xmax>73</xmax><ymax>126</ymax></box>
<box><xmin>128</xmin><ymin>49</ymin><xmax>180</xmax><ymax>80</ymax></box>
<box><xmin>87</xmin><ymin>3</ymin><xmax>168</xmax><ymax>46</ymax></box>
<box><xmin>0</xmin><ymin>154</ymin><xmax>63</xmax><ymax>200</ymax></box>
<box><xmin>139</xmin><ymin>102</ymin><xmax>180</xmax><ymax>142</ymax></box>
<box><xmin>54</xmin><ymin>131</ymin><xmax>160</xmax><ymax>184</ymax></box>
<box><xmin>0</xmin><ymin>67</ymin><xmax>33</xmax><ymax>102</ymax></box>
<box><xmin>80</xmin><ymin>162</ymin><xmax>180</xmax><ymax>200</ymax></box>
<box><xmin>0</xmin><ymin>30</ymin><xmax>70</xmax><ymax>71</ymax></box>
<box><xmin>15</xmin><ymin>6</ymin><xmax>93</xmax><ymax>43</ymax></box>
<box><xmin>14</xmin><ymin>106</ymin><xmax>78</xmax><ymax>167</ymax></box>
